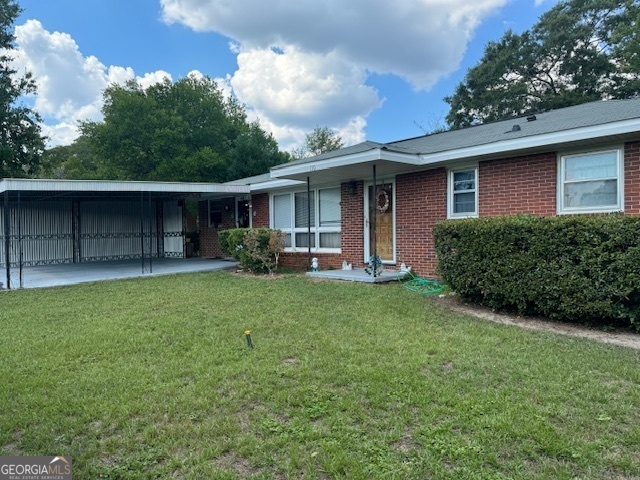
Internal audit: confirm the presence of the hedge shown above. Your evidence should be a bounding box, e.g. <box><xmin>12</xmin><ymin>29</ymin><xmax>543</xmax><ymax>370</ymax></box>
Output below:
<box><xmin>433</xmin><ymin>214</ymin><xmax>640</xmax><ymax>330</ymax></box>
<box><xmin>218</xmin><ymin>228</ymin><xmax>285</xmax><ymax>274</ymax></box>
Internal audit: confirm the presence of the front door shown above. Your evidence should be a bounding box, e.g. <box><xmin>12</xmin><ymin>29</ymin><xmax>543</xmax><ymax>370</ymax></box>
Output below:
<box><xmin>366</xmin><ymin>183</ymin><xmax>395</xmax><ymax>263</ymax></box>
<box><xmin>236</xmin><ymin>199</ymin><xmax>250</xmax><ymax>228</ymax></box>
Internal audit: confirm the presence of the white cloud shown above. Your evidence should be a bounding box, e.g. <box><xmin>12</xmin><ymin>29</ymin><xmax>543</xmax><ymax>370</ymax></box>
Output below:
<box><xmin>231</xmin><ymin>45</ymin><xmax>381</xmax><ymax>129</ymax></box>
<box><xmin>161</xmin><ymin>0</ymin><xmax>507</xmax><ymax>90</ymax></box>
<box><xmin>160</xmin><ymin>0</ymin><xmax>508</xmax><ymax>151</ymax></box>
<box><xmin>13</xmin><ymin>20</ymin><xmax>173</xmax><ymax>147</ymax></box>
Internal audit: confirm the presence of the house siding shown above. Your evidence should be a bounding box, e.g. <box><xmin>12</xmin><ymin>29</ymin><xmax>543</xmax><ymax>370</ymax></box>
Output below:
<box><xmin>396</xmin><ymin>168</ymin><xmax>447</xmax><ymax>277</ymax></box>
<box><xmin>340</xmin><ymin>181</ymin><xmax>365</xmax><ymax>269</ymax></box>
<box><xmin>625</xmin><ymin>141</ymin><xmax>640</xmax><ymax>215</ymax></box>
<box><xmin>212</xmin><ymin>139</ymin><xmax>640</xmax><ymax>275</ymax></box>
<box><xmin>251</xmin><ymin>193</ymin><xmax>269</xmax><ymax>228</ymax></box>
<box><xmin>479</xmin><ymin>152</ymin><xmax>557</xmax><ymax>217</ymax></box>
<box><xmin>199</xmin><ymin>198</ymin><xmax>236</xmax><ymax>258</ymax></box>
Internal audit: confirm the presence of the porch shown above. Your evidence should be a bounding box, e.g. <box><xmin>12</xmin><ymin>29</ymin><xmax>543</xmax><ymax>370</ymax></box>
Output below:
<box><xmin>306</xmin><ymin>268</ymin><xmax>406</xmax><ymax>283</ymax></box>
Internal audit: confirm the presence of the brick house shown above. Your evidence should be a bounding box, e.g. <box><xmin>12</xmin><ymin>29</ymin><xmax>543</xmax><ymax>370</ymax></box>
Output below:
<box><xmin>200</xmin><ymin>99</ymin><xmax>640</xmax><ymax>276</ymax></box>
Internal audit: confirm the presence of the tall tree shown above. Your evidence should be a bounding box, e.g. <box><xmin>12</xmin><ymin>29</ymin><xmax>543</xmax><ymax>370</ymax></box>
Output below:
<box><xmin>36</xmin><ymin>136</ymin><xmax>98</xmax><ymax>179</ymax></box>
<box><xmin>0</xmin><ymin>0</ymin><xmax>45</xmax><ymax>177</ymax></box>
<box><xmin>291</xmin><ymin>126</ymin><xmax>344</xmax><ymax>159</ymax></box>
<box><xmin>445</xmin><ymin>0</ymin><xmax>640</xmax><ymax>129</ymax></box>
<box><xmin>81</xmin><ymin>75</ymin><xmax>287</xmax><ymax>182</ymax></box>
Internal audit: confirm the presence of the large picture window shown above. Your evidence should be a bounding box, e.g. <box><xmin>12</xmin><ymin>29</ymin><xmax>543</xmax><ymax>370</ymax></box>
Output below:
<box><xmin>559</xmin><ymin>149</ymin><xmax>623</xmax><ymax>213</ymax></box>
<box><xmin>271</xmin><ymin>187</ymin><xmax>341</xmax><ymax>251</ymax></box>
<box><xmin>448</xmin><ymin>167</ymin><xmax>478</xmax><ymax>218</ymax></box>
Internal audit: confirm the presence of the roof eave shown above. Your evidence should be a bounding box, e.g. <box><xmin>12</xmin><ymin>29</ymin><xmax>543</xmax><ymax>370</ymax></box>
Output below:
<box><xmin>420</xmin><ymin>118</ymin><xmax>640</xmax><ymax>166</ymax></box>
<box><xmin>271</xmin><ymin>148</ymin><xmax>422</xmax><ymax>180</ymax></box>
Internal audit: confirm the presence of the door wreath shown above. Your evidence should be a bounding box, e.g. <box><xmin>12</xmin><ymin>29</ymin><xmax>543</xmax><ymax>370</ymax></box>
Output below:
<box><xmin>375</xmin><ymin>189</ymin><xmax>390</xmax><ymax>214</ymax></box>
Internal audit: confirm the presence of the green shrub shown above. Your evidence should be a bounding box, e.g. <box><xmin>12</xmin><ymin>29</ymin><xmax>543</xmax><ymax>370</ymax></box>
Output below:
<box><xmin>434</xmin><ymin>214</ymin><xmax>640</xmax><ymax>330</ymax></box>
<box><xmin>218</xmin><ymin>228</ymin><xmax>286</xmax><ymax>274</ymax></box>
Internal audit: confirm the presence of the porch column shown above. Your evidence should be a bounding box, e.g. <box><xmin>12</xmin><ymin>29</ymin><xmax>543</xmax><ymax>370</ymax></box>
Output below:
<box><xmin>140</xmin><ymin>191</ymin><xmax>145</xmax><ymax>274</ymax></box>
<box><xmin>148</xmin><ymin>191</ymin><xmax>153</xmax><ymax>273</ymax></box>
<box><xmin>18</xmin><ymin>192</ymin><xmax>23</xmax><ymax>288</ymax></box>
<box><xmin>4</xmin><ymin>191</ymin><xmax>11</xmax><ymax>289</ymax></box>
<box><xmin>372</xmin><ymin>164</ymin><xmax>377</xmax><ymax>278</ymax></box>
<box><xmin>307</xmin><ymin>176</ymin><xmax>311</xmax><ymax>271</ymax></box>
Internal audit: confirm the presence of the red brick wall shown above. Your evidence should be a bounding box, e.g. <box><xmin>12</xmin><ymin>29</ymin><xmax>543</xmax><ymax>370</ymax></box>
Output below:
<box><xmin>251</xmin><ymin>193</ymin><xmax>269</xmax><ymax>227</ymax></box>
<box><xmin>625</xmin><ymin>141</ymin><xmax>640</xmax><ymax>215</ymax></box>
<box><xmin>479</xmin><ymin>152</ymin><xmax>557</xmax><ymax>217</ymax></box>
<box><xmin>340</xmin><ymin>181</ymin><xmax>365</xmax><ymax>269</ymax></box>
<box><xmin>216</xmin><ymin>142</ymin><xmax>640</xmax><ymax>274</ymax></box>
<box><xmin>199</xmin><ymin>198</ymin><xmax>236</xmax><ymax>258</ymax></box>
<box><xmin>396</xmin><ymin>168</ymin><xmax>447</xmax><ymax>277</ymax></box>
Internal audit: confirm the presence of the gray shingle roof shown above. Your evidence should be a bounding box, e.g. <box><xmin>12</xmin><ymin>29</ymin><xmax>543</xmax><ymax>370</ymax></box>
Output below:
<box><xmin>224</xmin><ymin>172</ymin><xmax>273</xmax><ymax>185</ymax></box>
<box><xmin>388</xmin><ymin>98</ymin><xmax>640</xmax><ymax>155</ymax></box>
<box><xmin>274</xmin><ymin>99</ymin><xmax>640</xmax><ymax>169</ymax></box>
<box><xmin>271</xmin><ymin>140</ymin><xmax>385</xmax><ymax>170</ymax></box>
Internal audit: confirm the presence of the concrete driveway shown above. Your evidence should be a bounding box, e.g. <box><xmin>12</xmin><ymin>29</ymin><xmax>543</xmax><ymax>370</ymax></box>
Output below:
<box><xmin>1</xmin><ymin>258</ymin><xmax>238</xmax><ymax>289</ymax></box>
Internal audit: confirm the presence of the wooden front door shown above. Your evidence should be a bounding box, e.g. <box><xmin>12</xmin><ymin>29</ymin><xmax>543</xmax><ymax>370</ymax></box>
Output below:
<box><xmin>368</xmin><ymin>183</ymin><xmax>394</xmax><ymax>262</ymax></box>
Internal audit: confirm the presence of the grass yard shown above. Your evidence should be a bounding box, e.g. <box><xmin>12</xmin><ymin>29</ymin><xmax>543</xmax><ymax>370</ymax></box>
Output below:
<box><xmin>1</xmin><ymin>271</ymin><xmax>639</xmax><ymax>479</ymax></box>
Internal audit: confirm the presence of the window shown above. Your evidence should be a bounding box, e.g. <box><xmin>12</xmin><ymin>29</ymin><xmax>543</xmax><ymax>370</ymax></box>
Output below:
<box><xmin>559</xmin><ymin>149</ymin><xmax>623</xmax><ymax>213</ymax></box>
<box><xmin>209</xmin><ymin>202</ymin><xmax>223</xmax><ymax>227</ymax></box>
<box><xmin>270</xmin><ymin>187</ymin><xmax>341</xmax><ymax>251</ymax></box>
<box><xmin>273</xmin><ymin>194</ymin><xmax>292</xmax><ymax>247</ymax></box>
<box><xmin>448</xmin><ymin>167</ymin><xmax>478</xmax><ymax>218</ymax></box>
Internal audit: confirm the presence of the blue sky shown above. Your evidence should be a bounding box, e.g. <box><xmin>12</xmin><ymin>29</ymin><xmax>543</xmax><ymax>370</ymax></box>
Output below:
<box><xmin>14</xmin><ymin>0</ymin><xmax>559</xmax><ymax>152</ymax></box>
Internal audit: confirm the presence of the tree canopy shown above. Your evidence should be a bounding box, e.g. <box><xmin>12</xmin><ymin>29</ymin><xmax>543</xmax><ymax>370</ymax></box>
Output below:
<box><xmin>445</xmin><ymin>0</ymin><xmax>640</xmax><ymax>129</ymax></box>
<box><xmin>56</xmin><ymin>76</ymin><xmax>288</xmax><ymax>182</ymax></box>
<box><xmin>291</xmin><ymin>126</ymin><xmax>344</xmax><ymax>160</ymax></box>
<box><xmin>0</xmin><ymin>0</ymin><xmax>45</xmax><ymax>177</ymax></box>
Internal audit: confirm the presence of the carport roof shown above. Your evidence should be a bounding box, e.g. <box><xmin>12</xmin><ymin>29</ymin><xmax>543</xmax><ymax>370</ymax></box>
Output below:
<box><xmin>0</xmin><ymin>178</ymin><xmax>249</xmax><ymax>199</ymax></box>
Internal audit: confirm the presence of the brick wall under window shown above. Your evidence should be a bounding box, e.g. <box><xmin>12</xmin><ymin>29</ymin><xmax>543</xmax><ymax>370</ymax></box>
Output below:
<box><xmin>479</xmin><ymin>152</ymin><xmax>557</xmax><ymax>217</ymax></box>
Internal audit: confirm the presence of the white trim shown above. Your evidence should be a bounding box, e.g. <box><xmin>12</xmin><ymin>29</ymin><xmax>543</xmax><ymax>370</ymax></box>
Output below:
<box><xmin>0</xmin><ymin>178</ymin><xmax>249</xmax><ymax>195</ymax></box>
<box><xmin>248</xmin><ymin>178</ymin><xmax>305</xmax><ymax>192</ymax></box>
<box><xmin>364</xmin><ymin>179</ymin><xmax>396</xmax><ymax>265</ymax></box>
<box><xmin>271</xmin><ymin>149</ymin><xmax>421</xmax><ymax>179</ymax></box>
<box><xmin>556</xmin><ymin>146</ymin><xmax>624</xmax><ymax>214</ymax></box>
<box><xmin>447</xmin><ymin>165</ymin><xmax>479</xmax><ymax>219</ymax></box>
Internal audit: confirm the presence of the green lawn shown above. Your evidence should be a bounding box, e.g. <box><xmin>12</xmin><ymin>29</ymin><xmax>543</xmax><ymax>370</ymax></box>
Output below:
<box><xmin>1</xmin><ymin>271</ymin><xmax>639</xmax><ymax>479</ymax></box>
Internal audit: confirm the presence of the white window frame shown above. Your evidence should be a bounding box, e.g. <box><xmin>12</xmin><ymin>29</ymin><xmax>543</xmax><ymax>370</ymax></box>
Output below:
<box><xmin>269</xmin><ymin>186</ymin><xmax>342</xmax><ymax>254</ymax></box>
<box><xmin>447</xmin><ymin>165</ymin><xmax>479</xmax><ymax>219</ymax></box>
<box><xmin>557</xmin><ymin>147</ymin><xmax>624</xmax><ymax>215</ymax></box>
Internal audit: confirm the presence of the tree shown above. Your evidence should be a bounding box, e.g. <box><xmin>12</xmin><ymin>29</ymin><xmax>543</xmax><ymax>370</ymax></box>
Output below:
<box><xmin>37</xmin><ymin>136</ymin><xmax>98</xmax><ymax>179</ymax></box>
<box><xmin>445</xmin><ymin>0</ymin><xmax>640</xmax><ymax>129</ymax></box>
<box><xmin>0</xmin><ymin>0</ymin><xmax>45</xmax><ymax>177</ymax></box>
<box><xmin>80</xmin><ymin>75</ymin><xmax>288</xmax><ymax>182</ymax></box>
<box><xmin>291</xmin><ymin>126</ymin><xmax>344</xmax><ymax>159</ymax></box>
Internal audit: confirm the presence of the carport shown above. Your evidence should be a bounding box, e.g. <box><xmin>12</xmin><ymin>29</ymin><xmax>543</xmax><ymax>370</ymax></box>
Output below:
<box><xmin>0</xmin><ymin>179</ymin><xmax>248</xmax><ymax>289</ymax></box>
